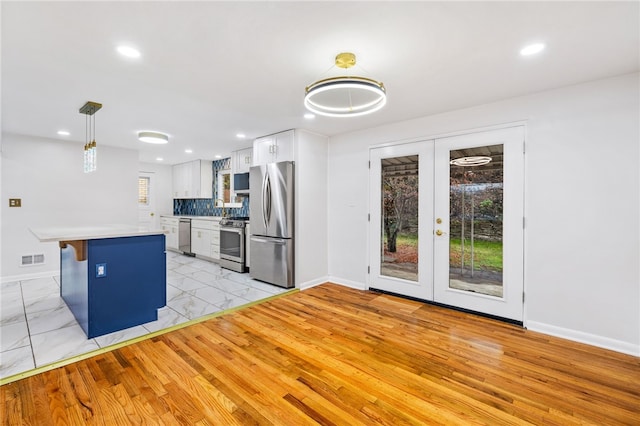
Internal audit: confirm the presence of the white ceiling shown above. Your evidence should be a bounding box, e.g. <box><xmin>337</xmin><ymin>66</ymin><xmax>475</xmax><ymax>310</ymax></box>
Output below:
<box><xmin>2</xmin><ymin>1</ymin><xmax>638</xmax><ymax>165</ymax></box>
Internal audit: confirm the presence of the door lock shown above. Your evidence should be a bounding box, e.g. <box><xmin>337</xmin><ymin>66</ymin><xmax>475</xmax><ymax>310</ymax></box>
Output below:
<box><xmin>436</xmin><ymin>218</ymin><xmax>442</xmax><ymax>224</ymax></box>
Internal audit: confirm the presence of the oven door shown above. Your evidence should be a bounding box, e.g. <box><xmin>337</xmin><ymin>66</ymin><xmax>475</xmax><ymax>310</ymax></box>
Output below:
<box><xmin>220</xmin><ymin>226</ymin><xmax>244</xmax><ymax>262</ymax></box>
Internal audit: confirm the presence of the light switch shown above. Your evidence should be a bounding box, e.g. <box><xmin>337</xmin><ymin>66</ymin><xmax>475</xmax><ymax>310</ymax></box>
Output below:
<box><xmin>9</xmin><ymin>198</ymin><xmax>21</xmax><ymax>207</ymax></box>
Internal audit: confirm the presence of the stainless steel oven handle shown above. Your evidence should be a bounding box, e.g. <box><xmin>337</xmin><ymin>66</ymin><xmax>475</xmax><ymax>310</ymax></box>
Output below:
<box><xmin>220</xmin><ymin>227</ymin><xmax>244</xmax><ymax>235</ymax></box>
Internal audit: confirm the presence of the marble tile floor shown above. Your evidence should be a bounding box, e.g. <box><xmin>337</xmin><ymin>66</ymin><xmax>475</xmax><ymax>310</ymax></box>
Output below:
<box><xmin>0</xmin><ymin>251</ymin><xmax>289</xmax><ymax>380</ymax></box>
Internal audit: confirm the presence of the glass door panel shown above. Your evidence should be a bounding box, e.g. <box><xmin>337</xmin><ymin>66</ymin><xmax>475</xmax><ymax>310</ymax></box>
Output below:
<box><xmin>449</xmin><ymin>144</ymin><xmax>504</xmax><ymax>297</ymax></box>
<box><xmin>434</xmin><ymin>126</ymin><xmax>524</xmax><ymax>322</ymax></box>
<box><xmin>381</xmin><ymin>155</ymin><xmax>419</xmax><ymax>282</ymax></box>
<box><xmin>369</xmin><ymin>141</ymin><xmax>433</xmax><ymax>301</ymax></box>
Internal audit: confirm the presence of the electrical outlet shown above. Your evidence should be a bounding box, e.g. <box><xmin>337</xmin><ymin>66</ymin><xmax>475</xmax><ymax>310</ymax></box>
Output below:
<box><xmin>9</xmin><ymin>198</ymin><xmax>21</xmax><ymax>207</ymax></box>
<box><xmin>96</xmin><ymin>263</ymin><xmax>107</xmax><ymax>278</ymax></box>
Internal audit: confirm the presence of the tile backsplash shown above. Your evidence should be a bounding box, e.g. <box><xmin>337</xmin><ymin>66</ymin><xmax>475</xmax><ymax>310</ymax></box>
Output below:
<box><xmin>173</xmin><ymin>158</ymin><xmax>250</xmax><ymax>217</ymax></box>
<box><xmin>173</xmin><ymin>197</ymin><xmax>249</xmax><ymax>217</ymax></box>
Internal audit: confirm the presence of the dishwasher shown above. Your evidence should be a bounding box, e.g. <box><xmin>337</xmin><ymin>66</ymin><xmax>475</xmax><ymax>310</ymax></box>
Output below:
<box><xmin>178</xmin><ymin>218</ymin><xmax>193</xmax><ymax>255</ymax></box>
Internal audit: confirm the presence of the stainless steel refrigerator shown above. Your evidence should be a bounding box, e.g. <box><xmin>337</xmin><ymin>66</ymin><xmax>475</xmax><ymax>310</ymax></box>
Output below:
<box><xmin>249</xmin><ymin>161</ymin><xmax>294</xmax><ymax>288</ymax></box>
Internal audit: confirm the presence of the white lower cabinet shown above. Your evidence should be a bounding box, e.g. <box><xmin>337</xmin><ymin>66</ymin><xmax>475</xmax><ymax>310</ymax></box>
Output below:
<box><xmin>161</xmin><ymin>217</ymin><xmax>179</xmax><ymax>251</ymax></box>
<box><xmin>211</xmin><ymin>220</ymin><xmax>220</xmax><ymax>260</ymax></box>
<box><xmin>192</xmin><ymin>219</ymin><xmax>219</xmax><ymax>260</ymax></box>
<box><xmin>191</xmin><ymin>220</ymin><xmax>212</xmax><ymax>258</ymax></box>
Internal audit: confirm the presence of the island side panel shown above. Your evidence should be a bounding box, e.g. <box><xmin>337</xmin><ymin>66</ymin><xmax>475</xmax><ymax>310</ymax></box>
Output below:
<box><xmin>60</xmin><ymin>243</ymin><xmax>90</xmax><ymax>336</ymax></box>
<box><xmin>86</xmin><ymin>234</ymin><xmax>167</xmax><ymax>338</ymax></box>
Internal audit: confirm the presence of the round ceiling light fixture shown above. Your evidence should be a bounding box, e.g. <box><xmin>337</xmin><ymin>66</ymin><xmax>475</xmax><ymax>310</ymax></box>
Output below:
<box><xmin>304</xmin><ymin>52</ymin><xmax>386</xmax><ymax>117</ymax></box>
<box><xmin>449</xmin><ymin>156</ymin><xmax>492</xmax><ymax>167</ymax></box>
<box><xmin>138</xmin><ymin>131</ymin><xmax>169</xmax><ymax>144</ymax></box>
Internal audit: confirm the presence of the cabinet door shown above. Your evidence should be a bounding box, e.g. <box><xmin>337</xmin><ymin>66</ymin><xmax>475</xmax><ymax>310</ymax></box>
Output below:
<box><xmin>200</xmin><ymin>229</ymin><xmax>212</xmax><ymax>256</ymax></box>
<box><xmin>164</xmin><ymin>225</ymin><xmax>178</xmax><ymax>250</ymax></box>
<box><xmin>184</xmin><ymin>161</ymin><xmax>197</xmax><ymax>198</ymax></box>
<box><xmin>253</xmin><ymin>136</ymin><xmax>275</xmax><ymax>166</ymax></box>
<box><xmin>172</xmin><ymin>163</ymin><xmax>183</xmax><ymax>198</ymax></box>
<box><xmin>173</xmin><ymin>162</ymin><xmax>192</xmax><ymax>198</ymax></box>
<box><xmin>240</xmin><ymin>148</ymin><xmax>253</xmax><ymax>172</ymax></box>
<box><xmin>275</xmin><ymin>130</ymin><xmax>294</xmax><ymax>162</ymax></box>
<box><xmin>211</xmin><ymin>223</ymin><xmax>220</xmax><ymax>260</ymax></box>
<box><xmin>198</xmin><ymin>160</ymin><xmax>213</xmax><ymax>198</ymax></box>
<box><xmin>192</xmin><ymin>228</ymin><xmax>212</xmax><ymax>257</ymax></box>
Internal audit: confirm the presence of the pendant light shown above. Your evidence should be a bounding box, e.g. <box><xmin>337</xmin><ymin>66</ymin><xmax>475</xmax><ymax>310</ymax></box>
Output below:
<box><xmin>79</xmin><ymin>101</ymin><xmax>102</xmax><ymax>173</ymax></box>
<box><xmin>304</xmin><ymin>52</ymin><xmax>386</xmax><ymax>117</ymax></box>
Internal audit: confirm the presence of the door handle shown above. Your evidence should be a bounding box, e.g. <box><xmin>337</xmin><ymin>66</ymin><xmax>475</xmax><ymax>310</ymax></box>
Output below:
<box><xmin>436</xmin><ymin>229</ymin><xmax>444</xmax><ymax>236</ymax></box>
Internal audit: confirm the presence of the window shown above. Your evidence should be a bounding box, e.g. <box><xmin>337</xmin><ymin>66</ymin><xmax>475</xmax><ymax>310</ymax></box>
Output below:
<box><xmin>216</xmin><ymin>169</ymin><xmax>243</xmax><ymax>208</ymax></box>
<box><xmin>217</xmin><ymin>170</ymin><xmax>231</xmax><ymax>204</ymax></box>
<box><xmin>138</xmin><ymin>176</ymin><xmax>150</xmax><ymax>205</ymax></box>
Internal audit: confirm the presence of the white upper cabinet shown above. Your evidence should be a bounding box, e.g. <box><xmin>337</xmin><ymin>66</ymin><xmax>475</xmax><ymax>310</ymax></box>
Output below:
<box><xmin>232</xmin><ymin>147</ymin><xmax>253</xmax><ymax>174</ymax></box>
<box><xmin>252</xmin><ymin>130</ymin><xmax>294</xmax><ymax>166</ymax></box>
<box><xmin>172</xmin><ymin>160</ymin><xmax>213</xmax><ymax>199</ymax></box>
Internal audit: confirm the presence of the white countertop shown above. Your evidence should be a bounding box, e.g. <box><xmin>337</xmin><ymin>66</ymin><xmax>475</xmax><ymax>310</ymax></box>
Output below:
<box><xmin>30</xmin><ymin>225</ymin><xmax>168</xmax><ymax>242</ymax></box>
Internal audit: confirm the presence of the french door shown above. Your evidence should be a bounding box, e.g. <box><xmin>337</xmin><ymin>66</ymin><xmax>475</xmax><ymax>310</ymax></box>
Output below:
<box><xmin>369</xmin><ymin>126</ymin><xmax>524</xmax><ymax>321</ymax></box>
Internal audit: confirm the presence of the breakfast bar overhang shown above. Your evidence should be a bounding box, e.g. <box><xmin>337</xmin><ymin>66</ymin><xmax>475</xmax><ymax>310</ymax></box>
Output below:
<box><xmin>31</xmin><ymin>226</ymin><xmax>167</xmax><ymax>339</ymax></box>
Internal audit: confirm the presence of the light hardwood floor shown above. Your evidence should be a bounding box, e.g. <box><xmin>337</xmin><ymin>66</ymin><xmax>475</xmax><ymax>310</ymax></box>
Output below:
<box><xmin>2</xmin><ymin>283</ymin><xmax>639</xmax><ymax>425</ymax></box>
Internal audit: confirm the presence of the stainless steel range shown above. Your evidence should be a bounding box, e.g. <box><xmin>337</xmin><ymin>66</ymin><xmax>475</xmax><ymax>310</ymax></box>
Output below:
<box><xmin>219</xmin><ymin>216</ymin><xmax>248</xmax><ymax>273</ymax></box>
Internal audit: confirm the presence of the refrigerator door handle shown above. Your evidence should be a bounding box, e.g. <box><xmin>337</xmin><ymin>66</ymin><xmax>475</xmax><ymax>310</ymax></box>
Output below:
<box><xmin>261</xmin><ymin>172</ymin><xmax>268</xmax><ymax>230</ymax></box>
<box><xmin>251</xmin><ymin>236</ymin><xmax>287</xmax><ymax>244</ymax></box>
<box><xmin>265</xmin><ymin>173</ymin><xmax>272</xmax><ymax>224</ymax></box>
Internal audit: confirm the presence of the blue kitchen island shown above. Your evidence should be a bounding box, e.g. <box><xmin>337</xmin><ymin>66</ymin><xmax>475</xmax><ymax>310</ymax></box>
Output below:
<box><xmin>31</xmin><ymin>226</ymin><xmax>167</xmax><ymax>339</ymax></box>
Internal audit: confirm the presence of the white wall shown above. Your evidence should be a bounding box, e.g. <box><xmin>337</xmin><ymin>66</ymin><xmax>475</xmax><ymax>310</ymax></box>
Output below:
<box><xmin>295</xmin><ymin>129</ymin><xmax>329</xmax><ymax>288</ymax></box>
<box><xmin>138</xmin><ymin>161</ymin><xmax>174</xmax><ymax>218</ymax></box>
<box><xmin>327</xmin><ymin>73</ymin><xmax>639</xmax><ymax>355</ymax></box>
<box><xmin>1</xmin><ymin>133</ymin><xmax>139</xmax><ymax>281</ymax></box>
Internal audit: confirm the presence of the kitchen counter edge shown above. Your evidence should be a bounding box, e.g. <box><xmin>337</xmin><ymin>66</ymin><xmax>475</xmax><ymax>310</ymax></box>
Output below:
<box><xmin>30</xmin><ymin>225</ymin><xmax>168</xmax><ymax>242</ymax></box>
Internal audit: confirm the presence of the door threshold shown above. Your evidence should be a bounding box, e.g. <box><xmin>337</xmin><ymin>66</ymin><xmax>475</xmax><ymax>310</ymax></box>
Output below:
<box><xmin>368</xmin><ymin>287</ymin><xmax>523</xmax><ymax>327</ymax></box>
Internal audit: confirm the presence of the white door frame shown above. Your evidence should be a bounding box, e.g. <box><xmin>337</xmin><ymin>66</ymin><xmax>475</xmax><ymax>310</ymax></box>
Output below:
<box><xmin>368</xmin><ymin>124</ymin><xmax>525</xmax><ymax>323</ymax></box>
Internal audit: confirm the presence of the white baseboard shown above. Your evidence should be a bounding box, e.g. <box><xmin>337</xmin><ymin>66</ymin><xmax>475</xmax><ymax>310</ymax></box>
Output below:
<box><xmin>298</xmin><ymin>276</ymin><xmax>331</xmax><ymax>290</ymax></box>
<box><xmin>1</xmin><ymin>269</ymin><xmax>60</xmax><ymax>284</ymax></box>
<box><xmin>325</xmin><ymin>276</ymin><xmax>367</xmax><ymax>291</ymax></box>
<box><xmin>527</xmin><ymin>320</ymin><xmax>639</xmax><ymax>357</ymax></box>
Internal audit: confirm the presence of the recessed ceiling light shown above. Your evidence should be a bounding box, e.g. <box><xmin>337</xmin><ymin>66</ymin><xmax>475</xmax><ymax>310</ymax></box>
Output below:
<box><xmin>520</xmin><ymin>43</ymin><xmax>545</xmax><ymax>56</ymax></box>
<box><xmin>214</xmin><ymin>154</ymin><xmax>222</xmax><ymax>159</ymax></box>
<box><xmin>138</xmin><ymin>131</ymin><xmax>169</xmax><ymax>144</ymax></box>
<box><xmin>236</xmin><ymin>133</ymin><xmax>246</xmax><ymax>139</ymax></box>
<box><xmin>304</xmin><ymin>113</ymin><xmax>315</xmax><ymax>119</ymax></box>
<box><xmin>117</xmin><ymin>45</ymin><xmax>141</xmax><ymax>58</ymax></box>
<box><xmin>185</xmin><ymin>149</ymin><xmax>193</xmax><ymax>154</ymax></box>
<box><xmin>156</xmin><ymin>157</ymin><xmax>164</xmax><ymax>162</ymax></box>
<box><xmin>57</xmin><ymin>130</ymin><xmax>70</xmax><ymax>136</ymax></box>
